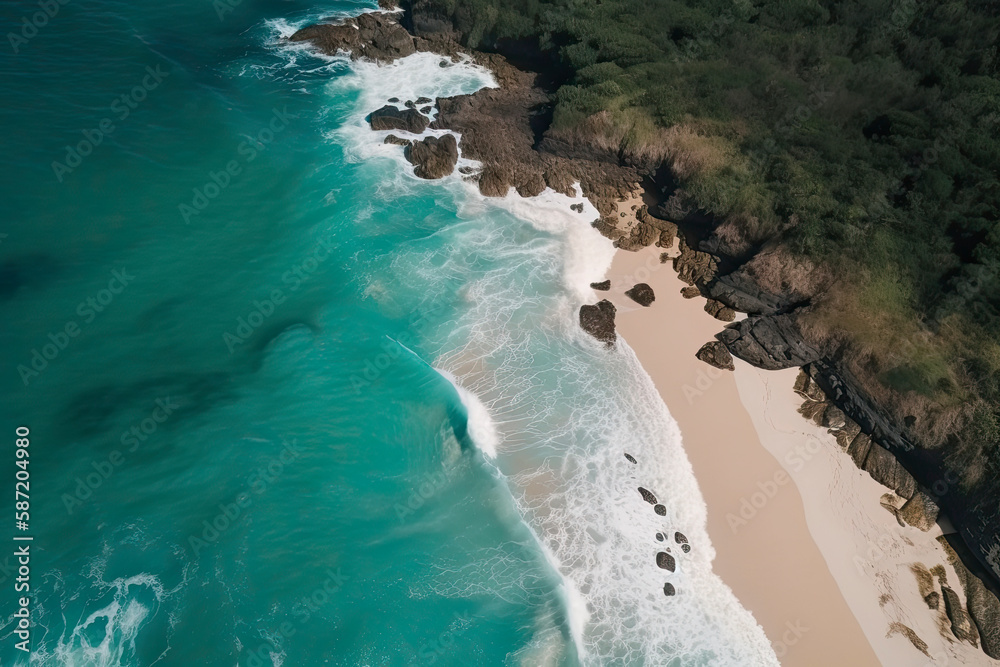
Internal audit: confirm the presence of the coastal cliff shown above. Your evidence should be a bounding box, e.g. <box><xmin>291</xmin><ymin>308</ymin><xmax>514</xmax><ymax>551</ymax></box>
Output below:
<box><xmin>287</xmin><ymin>0</ymin><xmax>1000</xmax><ymax>641</ymax></box>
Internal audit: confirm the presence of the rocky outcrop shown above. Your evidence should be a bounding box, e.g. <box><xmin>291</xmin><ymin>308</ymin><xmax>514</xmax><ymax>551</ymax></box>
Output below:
<box><xmin>625</xmin><ymin>283</ymin><xmax>655</xmax><ymax>307</ymax></box>
<box><xmin>288</xmin><ymin>12</ymin><xmax>415</xmax><ymax>62</ymax></box>
<box><xmin>384</xmin><ymin>134</ymin><xmax>412</xmax><ymax>146</ymax></box>
<box><xmin>579</xmin><ymin>300</ymin><xmax>616</xmax><ymax>346</ymax></box>
<box><xmin>590</xmin><ymin>280</ymin><xmax>611</xmax><ymax>291</ymax></box>
<box><xmin>716</xmin><ymin>315</ymin><xmax>821</xmax><ymax>370</ymax></box>
<box><xmin>369</xmin><ymin>105</ymin><xmax>429</xmax><ymax>134</ymax></box>
<box><xmin>405</xmin><ymin>134</ymin><xmax>458</xmax><ymax>178</ymax></box>
<box><xmin>696</xmin><ymin>341</ymin><xmax>735</xmax><ymax>371</ymax></box>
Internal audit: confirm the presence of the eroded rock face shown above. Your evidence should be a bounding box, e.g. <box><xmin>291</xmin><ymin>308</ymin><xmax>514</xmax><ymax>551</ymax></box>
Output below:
<box><xmin>288</xmin><ymin>12</ymin><xmax>415</xmax><ymax>62</ymax></box>
<box><xmin>405</xmin><ymin>134</ymin><xmax>458</xmax><ymax>179</ymax></box>
<box><xmin>625</xmin><ymin>283</ymin><xmax>655</xmax><ymax>307</ymax></box>
<box><xmin>579</xmin><ymin>300</ymin><xmax>616</xmax><ymax>346</ymax></box>
<box><xmin>696</xmin><ymin>341</ymin><xmax>734</xmax><ymax>371</ymax></box>
<box><xmin>369</xmin><ymin>105</ymin><xmax>429</xmax><ymax>134</ymax></box>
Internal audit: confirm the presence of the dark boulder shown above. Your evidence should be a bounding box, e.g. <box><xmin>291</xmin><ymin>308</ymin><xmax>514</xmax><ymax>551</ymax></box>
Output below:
<box><xmin>638</xmin><ymin>487</ymin><xmax>657</xmax><ymax>505</ymax></box>
<box><xmin>653</xmin><ymin>504</ymin><xmax>666</xmax><ymax>516</ymax></box>
<box><xmin>656</xmin><ymin>552</ymin><xmax>676</xmax><ymax>572</ymax></box>
<box><xmin>624</xmin><ymin>453</ymin><xmax>637</xmax><ymax>464</ymax></box>
<box><xmin>420</xmin><ymin>106</ymin><xmax>432</xmax><ymax>114</ymax></box>
<box><xmin>663</xmin><ymin>583</ymin><xmax>676</xmax><ymax>596</ymax></box>
<box><xmin>625</xmin><ymin>283</ymin><xmax>655</xmax><ymax>307</ymax></box>
<box><xmin>415</xmin><ymin>96</ymin><xmax>432</xmax><ymax>105</ymax></box>
<box><xmin>369</xmin><ymin>105</ymin><xmax>429</xmax><ymax>134</ymax></box>
<box><xmin>696</xmin><ymin>341</ymin><xmax>735</xmax><ymax>371</ymax></box>
<box><xmin>405</xmin><ymin>134</ymin><xmax>458</xmax><ymax>179</ymax></box>
<box><xmin>674</xmin><ymin>532</ymin><xmax>688</xmax><ymax>545</ymax></box>
<box><xmin>579</xmin><ymin>300</ymin><xmax>616</xmax><ymax>346</ymax></box>
<box><xmin>682</xmin><ymin>544</ymin><xmax>691</xmax><ymax>553</ymax></box>
<box><xmin>591</xmin><ymin>280</ymin><xmax>611</xmax><ymax>291</ymax></box>
<box><xmin>680</xmin><ymin>286</ymin><xmax>701</xmax><ymax>299</ymax></box>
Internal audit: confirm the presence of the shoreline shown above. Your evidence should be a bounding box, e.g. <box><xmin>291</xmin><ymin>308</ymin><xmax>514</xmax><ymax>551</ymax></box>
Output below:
<box><xmin>607</xmin><ymin>243</ymin><xmax>881</xmax><ymax>666</ymax></box>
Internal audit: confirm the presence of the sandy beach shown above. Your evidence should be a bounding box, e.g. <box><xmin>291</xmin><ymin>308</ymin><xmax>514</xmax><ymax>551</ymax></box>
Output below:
<box><xmin>606</xmin><ymin>242</ymin><xmax>881</xmax><ymax>666</ymax></box>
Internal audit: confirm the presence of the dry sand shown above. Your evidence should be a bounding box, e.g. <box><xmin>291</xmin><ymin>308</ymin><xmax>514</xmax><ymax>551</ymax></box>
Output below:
<box><xmin>606</xmin><ymin>242</ymin><xmax>881</xmax><ymax>666</ymax></box>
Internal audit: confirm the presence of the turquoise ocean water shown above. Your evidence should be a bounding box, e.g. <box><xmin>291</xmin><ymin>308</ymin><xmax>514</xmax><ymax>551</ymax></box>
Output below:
<box><xmin>0</xmin><ymin>1</ymin><xmax>778</xmax><ymax>664</ymax></box>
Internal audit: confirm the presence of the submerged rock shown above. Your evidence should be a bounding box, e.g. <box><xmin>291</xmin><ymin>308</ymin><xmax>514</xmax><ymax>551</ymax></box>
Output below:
<box><xmin>625</xmin><ymin>283</ymin><xmax>655</xmax><ymax>306</ymax></box>
<box><xmin>368</xmin><ymin>105</ymin><xmax>429</xmax><ymax>134</ymax></box>
<box><xmin>579</xmin><ymin>300</ymin><xmax>616</xmax><ymax>346</ymax></box>
<box><xmin>405</xmin><ymin>134</ymin><xmax>458</xmax><ymax>179</ymax></box>
<box><xmin>383</xmin><ymin>134</ymin><xmax>411</xmax><ymax>146</ymax></box>
<box><xmin>656</xmin><ymin>552</ymin><xmax>676</xmax><ymax>572</ymax></box>
<box><xmin>696</xmin><ymin>341</ymin><xmax>735</xmax><ymax>371</ymax></box>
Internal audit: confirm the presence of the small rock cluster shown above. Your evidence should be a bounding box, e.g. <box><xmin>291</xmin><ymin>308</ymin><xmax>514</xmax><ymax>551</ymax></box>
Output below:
<box><xmin>623</xmin><ymin>452</ymin><xmax>691</xmax><ymax>598</ymax></box>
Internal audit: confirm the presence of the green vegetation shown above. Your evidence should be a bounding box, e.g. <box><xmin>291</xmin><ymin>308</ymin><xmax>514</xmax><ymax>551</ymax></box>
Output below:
<box><xmin>419</xmin><ymin>0</ymin><xmax>1000</xmax><ymax>464</ymax></box>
